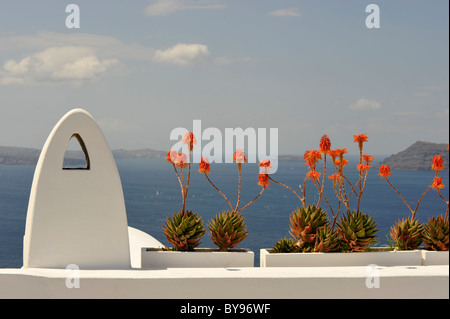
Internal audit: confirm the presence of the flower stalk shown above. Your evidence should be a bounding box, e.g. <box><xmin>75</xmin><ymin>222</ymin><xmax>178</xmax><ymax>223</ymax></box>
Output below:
<box><xmin>200</xmin><ymin>149</ymin><xmax>266</xmax><ymax>214</ymax></box>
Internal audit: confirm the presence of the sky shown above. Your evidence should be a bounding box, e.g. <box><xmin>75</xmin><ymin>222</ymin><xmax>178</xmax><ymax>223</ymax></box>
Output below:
<box><xmin>0</xmin><ymin>0</ymin><xmax>448</xmax><ymax>160</ymax></box>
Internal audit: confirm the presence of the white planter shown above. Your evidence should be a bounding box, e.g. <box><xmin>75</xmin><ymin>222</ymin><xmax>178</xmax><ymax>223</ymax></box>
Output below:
<box><xmin>260</xmin><ymin>248</ymin><xmax>423</xmax><ymax>267</ymax></box>
<box><xmin>141</xmin><ymin>248</ymin><xmax>254</xmax><ymax>268</ymax></box>
<box><xmin>422</xmin><ymin>250</ymin><xmax>449</xmax><ymax>266</ymax></box>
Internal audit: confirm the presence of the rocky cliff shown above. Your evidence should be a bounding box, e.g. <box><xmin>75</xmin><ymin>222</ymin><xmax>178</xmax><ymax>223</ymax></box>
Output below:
<box><xmin>379</xmin><ymin>141</ymin><xmax>449</xmax><ymax>171</ymax></box>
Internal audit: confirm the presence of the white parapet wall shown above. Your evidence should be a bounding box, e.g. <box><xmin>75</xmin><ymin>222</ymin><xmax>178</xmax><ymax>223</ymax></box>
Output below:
<box><xmin>0</xmin><ymin>266</ymin><xmax>448</xmax><ymax>299</ymax></box>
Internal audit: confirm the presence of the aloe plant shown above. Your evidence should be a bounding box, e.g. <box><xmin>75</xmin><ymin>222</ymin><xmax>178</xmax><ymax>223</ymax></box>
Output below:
<box><xmin>208</xmin><ymin>211</ymin><xmax>248</xmax><ymax>251</ymax></box>
<box><xmin>272</xmin><ymin>238</ymin><xmax>300</xmax><ymax>253</ymax></box>
<box><xmin>163</xmin><ymin>210</ymin><xmax>206</xmax><ymax>251</ymax></box>
<box><xmin>337</xmin><ymin>210</ymin><xmax>378</xmax><ymax>252</ymax></box>
<box><xmin>389</xmin><ymin>217</ymin><xmax>423</xmax><ymax>250</ymax></box>
<box><xmin>289</xmin><ymin>205</ymin><xmax>329</xmax><ymax>251</ymax></box>
<box><xmin>422</xmin><ymin>215</ymin><xmax>449</xmax><ymax>251</ymax></box>
<box><xmin>313</xmin><ymin>226</ymin><xmax>341</xmax><ymax>253</ymax></box>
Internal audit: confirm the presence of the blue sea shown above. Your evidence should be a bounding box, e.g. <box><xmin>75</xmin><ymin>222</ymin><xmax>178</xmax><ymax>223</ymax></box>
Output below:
<box><xmin>0</xmin><ymin>158</ymin><xmax>448</xmax><ymax>268</ymax></box>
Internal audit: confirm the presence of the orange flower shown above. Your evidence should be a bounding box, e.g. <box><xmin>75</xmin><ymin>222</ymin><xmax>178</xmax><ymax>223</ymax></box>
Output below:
<box><xmin>328</xmin><ymin>173</ymin><xmax>340</xmax><ymax>187</ymax></box>
<box><xmin>362</xmin><ymin>154</ymin><xmax>374</xmax><ymax>165</ymax></box>
<box><xmin>198</xmin><ymin>157</ymin><xmax>211</xmax><ymax>174</ymax></box>
<box><xmin>258</xmin><ymin>159</ymin><xmax>272</xmax><ymax>174</ymax></box>
<box><xmin>327</xmin><ymin>149</ymin><xmax>340</xmax><ymax>163</ymax></box>
<box><xmin>353</xmin><ymin>133</ymin><xmax>368</xmax><ymax>144</ymax></box>
<box><xmin>304</xmin><ymin>150</ymin><xmax>322</xmax><ymax>170</ymax></box>
<box><xmin>353</xmin><ymin>133</ymin><xmax>368</xmax><ymax>152</ymax></box>
<box><xmin>336</xmin><ymin>148</ymin><xmax>348</xmax><ymax>158</ymax></box>
<box><xmin>432</xmin><ymin>154</ymin><xmax>444</xmax><ymax>172</ymax></box>
<box><xmin>166</xmin><ymin>150</ymin><xmax>177</xmax><ymax>163</ymax></box>
<box><xmin>379</xmin><ymin>165</ymin><xmax>391</xmax><ymax>179</ymax></box>
<box><xmin>319</xmin><ymin>135</ymin><xmax>331</xmax><ymax>153</ymax></box>
<box><xmin>173</xmin><ymin>152</ymin><xmax>188</xmax><ymax>168</ymax></box>
<box><xmin>258</xmin><ymin>159</ymin><xmax>272</xmax><ymax>167</ymax></box>
<box><xmin>258</xmin><ymin>173</ymin><xmax>270</xmax><ymax>188</ymax></box>
<box><xmin>182</xmin><ymin>132</ymin><xmax>197</xmax><ymax>151</ymax></box>
<box><xmin>335</xmin><ymin>158</ymin><xmax>348</xmax><ymax>168</ymax></box>
<box><xmin>306</xmin><ymin>170</ymin><xmax>321</xmax><ymax>181</ymax></box>
<box><xmin>233</xmin><ymin>149</ymin><xmax>247</xmax><ymax>163</ymax></box>
<box><xmin>431</xmin><ymin>177</ymin><xmax>445</xmax><ymax>190</ymax></box>
<box><xmin>357</xmin><ymin>164</ymin><xmax>370</xmax><ymax>172</ymax></box>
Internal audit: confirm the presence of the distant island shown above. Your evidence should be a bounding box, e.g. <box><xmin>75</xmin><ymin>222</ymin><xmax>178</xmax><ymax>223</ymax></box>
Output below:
<box><xmin>378</xmin><ymin>141</ymin><xmax>448</xmax><ymax>171</ymax></box>
<box><xmin>0</xmin><ymin>146</ymin><xmax>166</xmax><ymax>166</ymax></box>
<box><xmin>1</xmin><ymin>141</ymin><xmax>448</xmax><ymax>170</ymax></box>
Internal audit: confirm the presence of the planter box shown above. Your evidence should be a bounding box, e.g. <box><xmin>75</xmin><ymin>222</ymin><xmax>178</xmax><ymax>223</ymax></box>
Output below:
<box><xmin>141</xmin><ymin>248</ymin><xmax>254</xmax><ymax>268</ymax></box>
<box><xmin>422</xmin><ymin>250</ymin><xmax>449</xmax><ymax>266</ymax></box>
<box><xmin>260</xmin><ymin>248</ymin><xmax>423</xmax><ymax>267</ymax></box>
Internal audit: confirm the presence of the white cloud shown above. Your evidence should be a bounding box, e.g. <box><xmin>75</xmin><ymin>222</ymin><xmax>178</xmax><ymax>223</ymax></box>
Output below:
<box><xmin>269</xmin><ymin>7</ymin><xmax>301</xmax><ymax>17</ymax></box>
<box><xmin>0</xmin><ymin>31</ymin><xmax>156</xmax><ymax>61</ymax></box>
<box><xmin>0</xmin><ymin>32</ymin><xmax>213</xmax><ymax>86</ymax></box>
<box><xmin>144</xmin><ymin>0</ymin><xmax>225</xmax><ymax>16</ymax></box>
<box><xmin>349</xmin><ymin>98</ymin><xmax>382</xmax><ymax>111</ymax></box>
<box><xmin>0</xmin><ymin>46</ymin><xmax>121</xmax><ymax>86</ymax></box>
<box><xmin>153</xmin><ymin>43</ymin><xmax>210</xmax><ymax>66</ymax></box>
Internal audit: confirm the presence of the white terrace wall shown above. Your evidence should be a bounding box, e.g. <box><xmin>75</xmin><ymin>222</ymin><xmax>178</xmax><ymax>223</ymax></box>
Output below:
<box><xmin>0</xmin><ymin>266</ymin><xmax>448</xmax><ymax>299</ymax></box>
<box><xmin>2</xmin><ymin>108</ymin><xmax>447</xmax><ymax>299</ymax></box>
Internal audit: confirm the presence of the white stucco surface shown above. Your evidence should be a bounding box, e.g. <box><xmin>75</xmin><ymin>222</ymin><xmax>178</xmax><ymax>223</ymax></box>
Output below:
<box><xmin>0</xmin><ymin>266</ymin><xmax>448</xmax><ymax>299</ymax></box>
<box><xmin>128</xmin><ymin>226</ymin><xmax>164</xmax><ymax>268</ymax></box>
<box><xmin>23</xmin><ymin>109</ymin><xmax>131</xmax><ymax>269</ymax></box>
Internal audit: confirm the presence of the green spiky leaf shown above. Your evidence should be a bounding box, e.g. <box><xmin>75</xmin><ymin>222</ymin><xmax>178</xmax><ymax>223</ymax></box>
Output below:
<box><xmin>337</xmin><ymin>210</ymin><xmax>379</xmax><ymax>252</ymax></box>
<box><xmin>389</xmin><ymin>217</ymin><xmax>423</xmax><ymax>250</ymax></box>
<box><xmin>208</xmin><ymin>211</ymin><xmax>248</xmax><ymax>251</ymax></box>
<box><xmin>289</xmin><ymin>205</ymin><xmax>329</xmax><ymax>251</ymax></box>
<box><xmin>422</xmin><ymin>215</ymin><xmax>449</xmax><ymax>251</ymax></box>
<box><xmin>163</xmin><ymin>210</ymin><xmax>206</xmax><ymax>251</ymax></box>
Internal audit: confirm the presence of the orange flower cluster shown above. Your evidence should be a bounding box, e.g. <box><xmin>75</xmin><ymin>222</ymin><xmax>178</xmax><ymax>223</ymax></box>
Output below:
<box><xmin>233</xmin><ymin>149</ymin><xmax>247</xmax><ymax>163</ymax></box>
<box><xmin>431</xmin><ymin>177</ymin><xmax>445</xmax><ymax>191</ymax></box>
<box><xmin>432</xmin><ymin>154</ymin><xmax>444</xmax><ymax>173</ymax></box>
<box><xmin>378</xmin><ymin>165</ymin><xmax>391</xmax><ymax>179</ymax></box>
<box><xmin>328</xmin><ymin>148</ymin><xmax>348</xmax><ymax>172</ymax></box>
<box><xmin>166</xmin><ymin>132</ymin><xmax>198</xmax><ymax>213</ymax></box>
<box><xmin>258</xmin><ymin>159</ymin><xmax>272</xmax><ymax>168</ymax></box>
<box><xmin>258</xmin><ymin>173</ymin><xmax>270</xmax><ymax>188</ymax></box>
<box><xmin>166</xmin><ymin>150</ymin><xmax>188</xmax><ymax>168</ymax></box>
<box><xmin>319</xmin><ymin>134</ymin><xmax>331</xmax><ymax>153</ymax></box>
<box><xmin>357</xmin><ymin>154</ymin><xmax>374</xmax><ymax>172</ymax></box>
<box><xmin>181</xmin><ymin>132</ymin><xmax>197</xmax><ymax>151</ymax></box>
<box><xmin>198</xmin><ymin>157</ymin><xmax>211</xmax><ymax>174</ymax></box>
<box><xmin>306</xmin><ymin>170</ymin><xmax>321</xmax><ymax>181</ymax></box>
<box><xmin>353</xmin><ymin>133</ymin><xmax>368</xmax><ymax>152</ymax></box>
<box><xmin>304</xmin><ymin>150</ymin><xmax>322</xmax><ymax>181</ymax></box>
<box><xmin>304</xmin><ymin>150</ymin><xmax>322</xmax><ymax>170</ymax></box>
<box><xmin>258</xmin><ymin>159</ymin><xmax>272</xmax><ymax>180</ymax></box>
